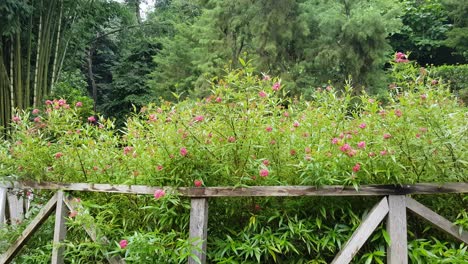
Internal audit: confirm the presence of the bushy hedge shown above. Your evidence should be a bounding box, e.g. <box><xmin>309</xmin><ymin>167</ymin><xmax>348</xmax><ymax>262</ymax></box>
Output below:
<box><xmin>1</xmin><ymin>64</ymin><xmax>467</xmax><ymax>263</ymax></box>
<box><xmin>431</xmin><ymin>64</ymin><xmax>468</xmax><ymax>104</ymax></box>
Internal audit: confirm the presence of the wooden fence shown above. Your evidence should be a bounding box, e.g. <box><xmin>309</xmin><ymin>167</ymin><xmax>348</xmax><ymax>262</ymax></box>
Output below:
<box><xmin>0</xmin><ymin>181</ymin><xmax>467</xmax><ymax>264</ymax></box>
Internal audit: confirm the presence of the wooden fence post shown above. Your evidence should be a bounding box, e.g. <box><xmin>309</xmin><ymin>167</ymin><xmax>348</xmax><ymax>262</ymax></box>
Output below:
<box><xmin>7</xmin><ymin>189</ymin><xmax>24</xmax><ymax>225</ymax></box>
<box><xmin>51</xmin><ymin>191</ymin><xmax>68</xmax><ymax>264</ymax></box>
<box><xmin>332</xmin><ymin>197</ymin><xmax>389</xmax><ymax>264</ymax></box>
<box><xmin>188</xmin><ymin>198</ymin><xmax>208</xmax><ymax>264</ymax></box>
<box><xmin>0</xmin><ymin>187</ymin><xmax>6</xmax><ymax>224</ymax></box>
<box><xmin>387</xmin><ymin>195</ymin><xmax>407</xmax><ymax>264</ymax></box>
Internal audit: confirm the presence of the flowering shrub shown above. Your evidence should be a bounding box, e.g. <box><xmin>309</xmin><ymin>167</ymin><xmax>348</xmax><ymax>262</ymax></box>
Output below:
<box><xmin>0</xmin><ymin>64</ymin><xmax>467</xmax><ymax>263</ymax></box>
<box><xmin>1</xmin><ymin>67</ymin><xmax>466</xmax><ymax>187</ymax></box>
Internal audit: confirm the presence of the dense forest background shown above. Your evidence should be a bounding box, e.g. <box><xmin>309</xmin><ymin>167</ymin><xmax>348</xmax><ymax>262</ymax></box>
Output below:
<box><xmin>1</xmin><ymin>0</ymin><xmax>467</xmax><ymax>129</ymax></box>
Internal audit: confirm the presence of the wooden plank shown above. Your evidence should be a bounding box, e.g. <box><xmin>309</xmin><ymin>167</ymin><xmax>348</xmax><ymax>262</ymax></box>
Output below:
<box><xmin>0</xmin><ymin>193</ymin><xmax>57</xmax><ymax>264</ymax></box>
<box><xmin>51</xmin><ymin>191</ymin><xmax>67</xmax><ymax>264</ymax></box>
<box><xmin>386</xmin><ymin>195</ymin><xmax>407</xmax><ymax>264</ymax></box>
<box><xmin>0</xmin><ymin>187</ymin><xmax>6</xmax><ymax>224</ymax></box>
<box><xmin>7</xmin><ymin>190</ymin><xmax>24</xmax><ymax>225</ymax></box>
<box><xmin>331</xmin><ymin>197</ymin><xmax>389</xmax><ymax>264</ymax></box>
<box><xmin>188</xmin><ymin>198</ymin><xmax>209</xmax><ymax>264</ymax></box>
<box><xmin>406</xmin><ymin>197</ymin><xmax>468</xmax><ymax>244</ymax></box>
<box><xmin>1</xmin><ymin>182</ymin><xmax>467</xmax><ymax>197</ymax></box>
<box><xmin>62</xmin><ymin>196</ymin><xmax>125</xmax><ymax>264</ymax></box>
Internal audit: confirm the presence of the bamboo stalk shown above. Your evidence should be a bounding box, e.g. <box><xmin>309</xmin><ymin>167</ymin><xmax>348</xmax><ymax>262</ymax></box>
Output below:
<box><xmin>15</xmin><ymin>30</ymin><xmax>23</xmax><ymax>109</ymax></box>
<box><xmin>10</xmin><ymin>40</ymin><xmax>15</xmax><ymax>112</ymax></box>
<box><xmin>25</xmin><ymin>5</ymin><xmax>33</xmax><ymax>108</ymax></box>
<box><xmin>33</xmin><ymin>0</ymin><xmax>43</xmax><ymax>107</ymax></box>
<box><xmin>50</xmin><ymin>0</ymin><xmax>63</xmax><ymax>93</ymax></box>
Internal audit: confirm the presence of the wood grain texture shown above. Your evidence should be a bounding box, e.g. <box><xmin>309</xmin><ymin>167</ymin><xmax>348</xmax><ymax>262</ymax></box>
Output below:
<box><xmin>51</xmin><ymin>191</ymin><xmax>67</xmax><ymax>264</ymax></box>
<box><xmin>62</xmin><ymin>196</ymin><xmax>126</xmax><ymax>264</ymax></box>
<box><xmin>0</xmin><ymin>187</ymin><xmax>6</xmax><ymax>224</ymax></box>
<box><xmin>331</xmin><ymin>197</ymin><xmax>389</xmax><ymax>264</ymax></box>
<box><xmin>386</xmin><ymin>195</ymin><xmax>408</xmax><ymax>264</ymax></box>
<box><xmin>406</xmin><ymin>197</ymin><xmax>468</xmax><ymax>244</ymax></box>
<box><xmin>7</xmin><ymin>191</ymin><xmax>23</xmax><ymax>225</ymax></box>
<box><xmin>188</xmin><ymin>198</ymin><xmax>208</xmax><ymax>264</ymax></box>
<box><xmin>1</xmin><ymin>181</ymin><xmax>467</xmax><ymax>197</ymax></box>
<box><xmin>0</xmin><ymin>193</ymin><xmax>57</xmax><ymax>264</ymax></box>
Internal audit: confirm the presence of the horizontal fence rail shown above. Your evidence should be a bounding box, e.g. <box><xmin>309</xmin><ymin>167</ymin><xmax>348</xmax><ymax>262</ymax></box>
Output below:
<box><xmin>1</xmin><ymin>181</ymin><xmax>467</xmax><ymax>196</ymax></box>
<box><xmin>0</xmin><ymin>181</ymin><xmax>467</xmax><ymax>264</ymax></box>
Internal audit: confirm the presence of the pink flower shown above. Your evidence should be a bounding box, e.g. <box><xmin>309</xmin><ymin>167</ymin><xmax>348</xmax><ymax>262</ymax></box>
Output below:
<box><xmin>75</xmin><ymin>102</ymin><xmax>83</xmax><ymax>107</ymax></box>
<box><xmin>34</xmin><ymin>117</ymin><xmax>41</xmax><ymax>123</ymax></box>
<box><xmin>119</xmin><ymin>239</ymin><xmax>128</xmax><ymax>249</ymax></box>
<box><xmin>194</xmin><ymin>115</ymin><xmax>204</xmax><ymax>122</ymax></box>
<box><xmin>283</xmin><ymin>112</ymin><xmax>289</xmax><ymax>117</ymax></box>
<box><xmin>352</xmin><ymin>163</ymin><xmax>361</xmax><ymax>172</ymax></box>
<box><xmin>123</xmin><ymin>146</ymin><xmax>134</xmax><ymax>155</ymax></box>
<box><xmin>293</xmin><ymin>121</ymin><xmax>300</xmax><ymax>127</ymax></box>
<box><xmin>368</xmin><ymin>152</ymin><xmax>376</xmax><ymax>157</ymax></box>
<box><xmin>419</xmin><ymin>127</ymin><xmax>428</xmax><ymax>133</ymax></box>
<box><xmin>380</xmin><ymin>150</ymin><xmax>387</xmax><ymax>156</ymax></box>
<box><xmin>32</xmin><ymin>109</ymin><xmax>40</xmax><ymax>115</ymax></box>
<box><xmin>359</xmin><ymin>123</ymin><xmax>366</xmax><ymax>129</ymax></box>
<box><xmin>347</xmin><ymin>149</ymin><xmax>357</xmax><ymax>157</ymax></box>
<box><xmin>45</xmin><ymin>100</ymin><xmax>53</xmax><ymax>105</ymax></box>
<box><xmin>154</xmin><ymin>189</ymin><xmax>165</xmax><ymax>199</ymax></box>
<box><xmin>326</xmin><ymin>85</ymin><xmax>332</xmax><ymax>91</ymax></box>
<box><xmin>180</xmin><ymin>147</ymin><xmax>188</xmax><ymax>157</ymax></box>
<box><xmin>269</xmin><ymin>140</ymin><xmax>276</xmax><ymax>145</ymax></box>
<box><xmin>157</xmin><ymin>165</ymin><xmax>163</xmax><ymax>171</ymax></box>
<box><xmin>431</xmin><ymin>79</ymin><xmax>438</xmax><ymax>85</ymax></box>
<box><xmin>228</xmin><ymin>136</ymin><xmax>236</xmax><ymax>143</ymax></box>
<box><xmin>215</xmin><ymin>97</ymin><xmax>222</xmax><ymax>103</ymax></box>
<box><xmin>394</xmin><ymin>109</ymin><xmax>402</xmax><ymax>117</ymax></box>
<box><xmin>194</xmin><ymin>180</ymin><xmax>203</xmax><ymax>187</ymax></box>
<box><xmin>340</xmin><ymin>144</ymin><xmax>351</xmax><ymax>152</ymax></box>
<box><xmin>331</xmin><ymin>138</ymin><xmax>339</xmax><ymax>144</ymax></box>
<box><xmin>305</xmin><ymin>147</ymin><xmax>311</xmax><ymax>153</ymax></box>
<box><xmin>272</xmin><ymin>82</ymin><xmax>281</xmax><ymax>91</ymax></box>
<box><xmin>69</xmin><ymin>211</ymin><xmax>78</xmax><ymax>218</ymax></box>
<box><xmin>58</xmin><ymin>99</ymin><xmax>66</xmax><ymax>106</ymax></box>
<box><xmin>12</xmin><ymin>116</ymin><xmax>21</xmax><ymax>123</ymax></box>
<box><xmin>265</xmin><ymin>126</ymin><xmax>273</xmax><ymax>132</ymax></box>
<box><xmin>149</xmin><ymin>114</ymin><xmax>157</xmax><ymax>121</ymax></box>
<box><xmin>54</xmin><ymin>152</ymin><xmax>63</xmax><ymax>159</ymax></box>
<box><xmin>420</xmin><ymin>94</ymin><xmax>427</xmax><ymax>100</ymax></box>
<box><xmin>262</xmin><ymin>74</ymin><xmax>271</xmax><ymax>81</ymax></box>
<box><xmin>290</xmin><ymin>149</ymin><xmax>297</xmax><ymax>156</ymax></box>
<box><xmin>395</xmin><ymin>52</ymin><xmax>409</xmax><ymax>63</ymax></box>
<box><xmin>258</xmin><ymin>91</ymin><xmax>267</xmax><ymax>98</ymax></box>
<box><xmin>357</xmin><ymin>141</ymin><xmax>366</xmax><ymax>149</ymax></box>
<box><xmin>383</xmin><ymin>133</ymin><xmax>392</xmax><ymax>139</ymax></box>
<box><xmin>259</xmin><ymin>169</ymin><xmax>269</xmax><ymax>177</ymax></box>
<box><xmin>87</xmin><ymin>116</ymin><xmax>96</xmax><ymax>122</ymax></box>
<box><xmin>262</xmin><ymin>159</ymin><xmax>270</xmax><ymax>166</ymax></box>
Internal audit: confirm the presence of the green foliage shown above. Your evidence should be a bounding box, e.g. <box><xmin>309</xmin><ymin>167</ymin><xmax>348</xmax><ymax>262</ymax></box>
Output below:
<box><xmin>302</xmin><ymin>0</ymin><xmax>402</xmax><ymax>92</ymax></box>
<box><xmin>430</xmin><ymin>64</ymin><xmax>468</xmax><ymax>104</ymax></box>
<box><xmin>2</xmin><ymin>64</ymin><xmax>467</xmax><ymax>186</ymax></box>
<box><xmin>390</xmin><ymin>0</ymin><xmax>454</xmax><ymax>64</ymax></box>
<box><xmin>2</xmin><ymin>66</ymin><xmax>468</xmax><ymax>264</ymax></box>
<box><xmin>442</xmin><ymin>0</ymin><xmax>468</xmax><ymax>60</ymax></box>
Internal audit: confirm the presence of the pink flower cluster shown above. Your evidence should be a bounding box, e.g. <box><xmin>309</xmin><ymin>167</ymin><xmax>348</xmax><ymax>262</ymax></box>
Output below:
<box><xmin>395</xmin><ymin>52</ymin><xmax>409</xmax><ymax>63</ymax></box>
<box><xmin>154</xmin><ymin>189</ymin><xmax>165</xmax><ymax>199</ymax></box>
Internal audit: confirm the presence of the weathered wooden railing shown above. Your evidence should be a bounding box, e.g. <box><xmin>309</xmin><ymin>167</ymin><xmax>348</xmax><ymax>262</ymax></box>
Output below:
<box><xmin>0</xmin><ymin>181</ymin><xmax>467</xmax><ymax>264</ymax></box>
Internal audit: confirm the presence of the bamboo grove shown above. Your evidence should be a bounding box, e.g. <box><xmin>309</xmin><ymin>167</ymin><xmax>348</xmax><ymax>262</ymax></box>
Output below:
<box><xmin>0</xmin><ymin>0</ymin><xmax>78</xmax><ymax>134</ymax></box>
